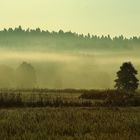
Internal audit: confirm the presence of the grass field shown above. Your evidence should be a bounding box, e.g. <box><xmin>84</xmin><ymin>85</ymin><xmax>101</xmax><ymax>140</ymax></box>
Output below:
<box><xmin>0</xmin><ymin>89</ymin><xmax>140</xmax><ymax>140</ymax></box>
<box><xmin>0</xmin><ymin>107</ymin><xmax>140</xmax><ymax>140</ymax></box>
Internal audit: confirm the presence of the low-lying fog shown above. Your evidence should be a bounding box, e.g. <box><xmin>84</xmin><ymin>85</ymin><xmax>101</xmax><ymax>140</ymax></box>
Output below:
<box><xmin>0</xmin><ymin>49</ymin><xmax>140</xmax><ymax>89</ymax></box>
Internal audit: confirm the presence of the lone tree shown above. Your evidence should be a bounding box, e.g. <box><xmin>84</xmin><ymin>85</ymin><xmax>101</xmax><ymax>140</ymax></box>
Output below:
<box><xmin>115</xmin><ymin>62</ymin><xmax>139</xmax><ymax>92</ymax></box>
<box><xmin>16</xmin><ymin>62</ymin><xmax>37</xmax><ymax>88</ymax></box>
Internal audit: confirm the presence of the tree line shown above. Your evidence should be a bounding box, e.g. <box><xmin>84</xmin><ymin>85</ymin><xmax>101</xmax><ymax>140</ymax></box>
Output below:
<box><xmin>0</xmin><ymin>26</ymin><xmax>140</xmax><ymax>51</ymax></box>
<box><xmin>0</xmin><ymin>62</ymin><xmax>36</xmax><ymax>89</ymax></box>
<box><xmin>0</xmin><ymin>26</ymin><xmax>139</xmax><ymax>40</ymax></box>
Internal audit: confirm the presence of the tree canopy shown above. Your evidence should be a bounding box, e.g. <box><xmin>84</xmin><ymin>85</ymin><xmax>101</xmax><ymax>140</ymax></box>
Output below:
<box><xmin>0</xmin><ymin>26</ymin><xmax>140</xmax><ymax>51</ymax></box>
<box><xmin>114</xmin><ymin>62</ymin><xmax>139</xmax><ymax>92</ymax></box>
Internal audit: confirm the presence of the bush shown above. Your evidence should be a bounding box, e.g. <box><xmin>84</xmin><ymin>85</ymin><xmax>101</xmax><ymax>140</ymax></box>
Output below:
<box><xmin>79</xmin><ymin>90</ymin><xmax>131</xmax><ymax>100</ymax></box>
<box><xmin>80</xmin><ymin>89</ymin><xmax>140</xmax><ymax>107</ymax></box>
<box><xmin>0</xmin><ymin>92</ymin><xmax>23</xmax><ymax>107</ymax></box>
<box><xmin>103</xmin><ymin>95</ymin><xmax>140</xmax><ymax>107</ymax></box>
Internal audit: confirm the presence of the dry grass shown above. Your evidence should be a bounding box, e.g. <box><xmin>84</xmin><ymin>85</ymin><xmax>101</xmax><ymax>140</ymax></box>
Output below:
<box><xmin>0</xmin><ymin>107</ymin><xmax>140</xmax><ymax>140</ymax></box>
<box><xmin>0</xmin><ymin>92</ymin><xmax>93</xmax><ymax>107</ymax></box>
<box><xmin>0</xmin><ymin>89</ymin><xmax>140</xmax><ymax>139</ymax></box>
<box><xmin>0</xmin><ymin>89</ymin><xmax>140</xmax><ymax>107</ymax></box>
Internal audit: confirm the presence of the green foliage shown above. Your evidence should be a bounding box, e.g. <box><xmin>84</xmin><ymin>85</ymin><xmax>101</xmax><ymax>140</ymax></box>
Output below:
<box><xmin>115</xmin><ymin>62</ymin><xmax>139</xmax><ymax>92</ymax></box>
<box><xmin>0</xmin><ymin>26</ymin><xmax>140</xmax><ymax>51</ymax></box>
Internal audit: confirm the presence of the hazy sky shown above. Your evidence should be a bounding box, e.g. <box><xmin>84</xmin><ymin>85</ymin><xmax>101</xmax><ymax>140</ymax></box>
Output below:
<box><xmin>0</xmin><ymin>0</ymin><xmax>140</xmax><ymax>37</ymax></box>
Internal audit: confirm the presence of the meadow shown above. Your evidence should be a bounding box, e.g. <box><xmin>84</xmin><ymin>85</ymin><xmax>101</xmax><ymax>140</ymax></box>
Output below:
<box><xmin>0</xmin><ymin>89</ymin><xmax>140</xmax><ymax>139</ymax></box>
<box><xmin>0</xmin><ymin>107</ymin><xmax>140</xmax><ymax>140</ymax></box>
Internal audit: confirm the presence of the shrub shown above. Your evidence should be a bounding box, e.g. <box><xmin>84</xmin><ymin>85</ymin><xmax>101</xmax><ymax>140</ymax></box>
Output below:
<box><xmin>79</xmin><ymin>90</ymin><xmax>130</xmax><ymax>100</ymax></box>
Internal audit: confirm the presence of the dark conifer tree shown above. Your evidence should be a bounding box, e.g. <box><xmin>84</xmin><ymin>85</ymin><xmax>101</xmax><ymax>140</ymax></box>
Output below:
<box><xmin>115</xmin><ymin>62</ymin><xmax>139</xmax><ymax>92</ymax></box>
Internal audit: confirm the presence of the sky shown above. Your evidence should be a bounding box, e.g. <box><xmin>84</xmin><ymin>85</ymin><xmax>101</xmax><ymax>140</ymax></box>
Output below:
<box><xmin>0</xmin><ymin>0</ymin><xmax>140</xmax><ymax>37</ymax></box>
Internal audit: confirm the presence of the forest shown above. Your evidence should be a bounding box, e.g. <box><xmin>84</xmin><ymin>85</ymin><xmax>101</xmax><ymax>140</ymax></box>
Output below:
<box><xmin>0</xmin><ymin>26</ymin><xmax>140</xmax><ymax>51</ymax></box>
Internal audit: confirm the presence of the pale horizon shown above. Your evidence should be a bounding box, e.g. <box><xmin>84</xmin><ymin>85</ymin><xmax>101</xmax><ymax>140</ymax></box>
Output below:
<box><xmin>0</xmin><ymin>0</ymin><xmax>140</xmax><ymax>37</ymax></box>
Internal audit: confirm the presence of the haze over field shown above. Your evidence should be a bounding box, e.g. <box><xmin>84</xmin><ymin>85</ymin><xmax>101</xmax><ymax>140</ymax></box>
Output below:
<box><xmin>0</xmin><ymin>0</ymin><xmax>139</xmax><ymax>89</ymax></box>
<box><xmin>0</xmin><ymin>29</ymin><xmax>140</xmax><ymax>89</ymax></box>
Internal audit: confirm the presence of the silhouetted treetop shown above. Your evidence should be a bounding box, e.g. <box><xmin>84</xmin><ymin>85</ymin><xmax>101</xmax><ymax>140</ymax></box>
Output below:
<box><xmin>115</xmin><ymin>62</ymin><xmax>139</xmax><ymax>93</ymax></box>
<box><xmin>0</xmin><ymin>26</ymin><xmax>140</xmax><ymax>50</ymax></box>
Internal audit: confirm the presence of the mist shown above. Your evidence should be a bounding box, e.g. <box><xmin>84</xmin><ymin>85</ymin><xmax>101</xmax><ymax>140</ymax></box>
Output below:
<box><xmin>0</xmin><ymin>49</ymin><xmax>140</xmax><ymax>89</ymax></box>
<box><xmin>0</xmin><ymin>28</ymin><xmax>139</xmax><ymax>89</ymax></box>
